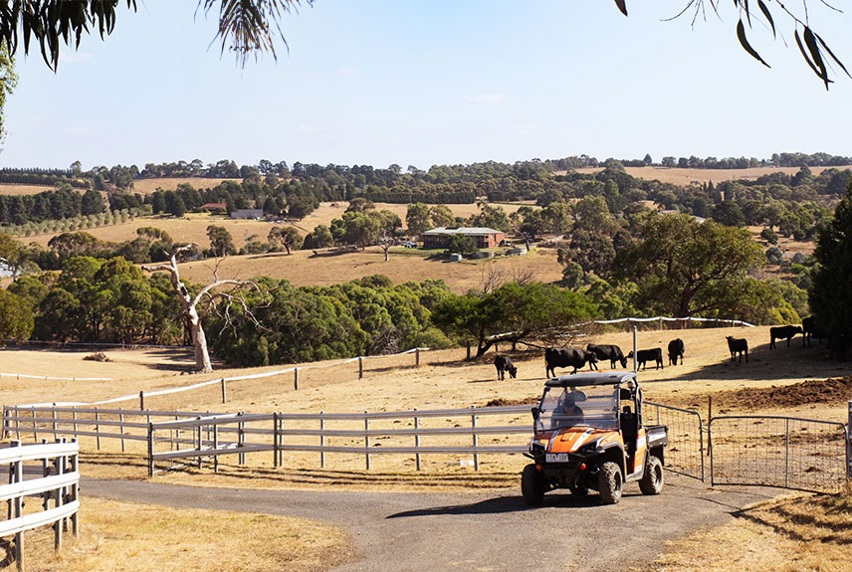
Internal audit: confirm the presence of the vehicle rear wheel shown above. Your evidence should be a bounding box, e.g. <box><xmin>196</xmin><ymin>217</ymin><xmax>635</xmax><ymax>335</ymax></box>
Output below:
<box><xmin>639</xmin><ymin>455</ymin><xmax>664</xmax><ymax>495</ymax></box>
<box><xmin>598</xmin><ymin>461</ymin><xmax>622</xmax><ymax>505</ymax></box>
<box><xmin>521</xmin><ymin>464</ymin><xmax>546</xmax><ymax>506</ymax></box>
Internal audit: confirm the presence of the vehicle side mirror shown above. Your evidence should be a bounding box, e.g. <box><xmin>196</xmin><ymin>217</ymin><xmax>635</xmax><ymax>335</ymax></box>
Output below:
<box><xmin>530</xmin><ymin>406</ymin><xmax>540</xmax><ymax>421</ymax></box>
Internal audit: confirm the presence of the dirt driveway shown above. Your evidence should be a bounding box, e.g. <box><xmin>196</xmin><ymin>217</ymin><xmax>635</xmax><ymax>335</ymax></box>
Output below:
<box><xmin>83</xmin><ymin>475</ymin><xmax>778</xmax><ymax>572</ymax></box>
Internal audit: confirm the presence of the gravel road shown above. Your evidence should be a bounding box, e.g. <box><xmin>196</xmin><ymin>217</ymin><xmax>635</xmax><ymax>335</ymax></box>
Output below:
<box><xmin>83</xmin><ymin>475</ymin><xmax>777</xmax><ymax>572</ymax></box>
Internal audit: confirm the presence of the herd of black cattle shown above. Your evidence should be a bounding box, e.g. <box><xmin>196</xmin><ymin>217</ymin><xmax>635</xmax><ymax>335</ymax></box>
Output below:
<box><xmin>493</xmin><ymin>317</ymin><xmax>846</xmax><ymax>380</ymax></box>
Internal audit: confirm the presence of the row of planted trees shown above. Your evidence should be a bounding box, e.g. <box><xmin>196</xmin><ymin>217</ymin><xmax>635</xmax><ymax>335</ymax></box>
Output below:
<box><xmin>6</xmin><ymin>207</ymin><xmax>149</xmax><ymax>238</ymax></box>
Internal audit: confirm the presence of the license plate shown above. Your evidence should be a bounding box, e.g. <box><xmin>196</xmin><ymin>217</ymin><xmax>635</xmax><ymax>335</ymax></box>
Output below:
<box><xmin>546</xmin><ymin>453</ymin><xmax>570</xmax><ymax>463</ymax></box>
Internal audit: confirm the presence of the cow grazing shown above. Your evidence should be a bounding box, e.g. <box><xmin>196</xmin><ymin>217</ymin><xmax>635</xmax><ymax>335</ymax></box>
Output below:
<box><xmin>493</xmin><ymin>354</ymin><xmax>517</xmax><ymax>380</ymax></box>
<box><xmin>586</xmin><ymin>343</ymin><xmax>628</xmax><ymax>369</ymax></box>
<box><xmin>770</xmin><ymin>325</ymin><xmax>803</xmax><ymax>349</ymax></box>
<box><xmin>667</xmin><ymin>338</ymin><xmax>685</xmax><ymax>366</ymax></box>
<box><xmin>626</xmin><ymin>348</ymin><xmax>664</xmax><ymax>370</ymax></box>
<box><xmin>802</xmin><ymin>316</ymin><xmax>828</xmax><ymax>347</ymax></box>
<box><xmin>726</xmin><ymin>336</ymin><xmax>748</xmax><ymax>363</ymax></box>
<box><xmin>545</xmin><ymin>347</ymin><xmax>598</xmax><ymax>378</ymax></box>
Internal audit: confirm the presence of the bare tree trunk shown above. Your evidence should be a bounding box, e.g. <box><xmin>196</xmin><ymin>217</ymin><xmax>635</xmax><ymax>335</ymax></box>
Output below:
<box><xmin>143</xmin><ymin>246</ymin><xmax>217</xmax><ymax>373</ymax></box>
<box><xmin>187</xmin><ymin>302</ymin><xmax>213</xmax><ymax>373</ymax></box>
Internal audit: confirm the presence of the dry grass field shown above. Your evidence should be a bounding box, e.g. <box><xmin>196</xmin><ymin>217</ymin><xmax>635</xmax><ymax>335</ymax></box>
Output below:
<box><xmin>2</xmin><ymin>324</ymin><xmax>851</xmax><ymax>571</ymax></box>
<box><xmin>572</xmin><ymin>165</ymin><xmax>852</xmax><ymax>185</ymax></box>
<box><xmin>177</xmin><ymin>245</ymin><xmax>562</xmax><ymax>292</ymax></box>
<box><xmin>21</xmin><ymin>201</ymin><xmax>528</xmax><ymax>251</ymax></box>
<box><xmin>19</xmin><ymin>497</ymin><xmax>356</xmax><ymax>572</ymax></box>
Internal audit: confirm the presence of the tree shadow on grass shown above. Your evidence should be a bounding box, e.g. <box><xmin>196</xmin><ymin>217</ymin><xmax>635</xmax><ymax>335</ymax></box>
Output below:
<box><xmin>647</xmin><ymin>340</ymin><xmax>851</xmax><ymax>384</ymax></box>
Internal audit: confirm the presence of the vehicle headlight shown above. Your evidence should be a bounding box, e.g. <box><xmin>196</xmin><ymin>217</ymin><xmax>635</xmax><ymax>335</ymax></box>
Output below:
<box><xmin>580</xmin><ymin>438</ymin><xmax>605</xmax><ymax>455</ymax></box>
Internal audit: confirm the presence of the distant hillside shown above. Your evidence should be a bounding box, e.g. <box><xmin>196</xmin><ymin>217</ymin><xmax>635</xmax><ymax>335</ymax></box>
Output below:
<box><xmin>571</xmin><ymin>166</ymin><xmax>852</xmax><ymax>186</ymax></box>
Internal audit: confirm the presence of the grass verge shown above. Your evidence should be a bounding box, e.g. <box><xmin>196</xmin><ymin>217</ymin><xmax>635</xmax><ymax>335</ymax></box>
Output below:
<box><xmin>13</xmin><ymin>497</ymin><xmax>356</xmax><ymax>572</ymax></box>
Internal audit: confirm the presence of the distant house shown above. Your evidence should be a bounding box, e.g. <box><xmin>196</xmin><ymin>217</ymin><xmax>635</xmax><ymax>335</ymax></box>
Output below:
<box><xmin>420</xmin><ymin>227</ymin><xmax>506</xmax><ymax>249</ymax></box>
<box><xmin>230</xmin><ymin>209</ymin><xmax>264</xmax><ymax>220</ymax></box>
<box><xmin>200</xmin><ymin>202</ymin><xmax>227</xmax><ymax>214</ymax></box>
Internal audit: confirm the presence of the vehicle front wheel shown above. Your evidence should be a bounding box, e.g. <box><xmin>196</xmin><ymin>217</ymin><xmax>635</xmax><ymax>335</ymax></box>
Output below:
<box><xmin>598</xmin><ymin>461</ymin><xmax>622</xmax><ymax>505</ymax></box>
<box><xmin>521</xmin><ymin>464</ymin><xmax>546</xmax><ymax>506</ymax></box>
<box><xmin>639</xmin><ymin>455</ymin><xmax>664</xmax><ymax>495</ymax></box>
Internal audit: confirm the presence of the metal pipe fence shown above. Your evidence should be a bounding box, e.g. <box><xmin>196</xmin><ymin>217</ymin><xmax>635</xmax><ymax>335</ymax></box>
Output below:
<box><xmin>5</xmin><ymin>403</ymin><xmax>849</xmax><ymax>495</ymax></box>
<box><xmin>709</xmin><ymin>415</ymin><xmax>849</xmax><ymax>493</ymax></box>
<box><xmin>645</xmin><ymin>401</ymin><xmax>705</xmax><ymax>481</ymax></box>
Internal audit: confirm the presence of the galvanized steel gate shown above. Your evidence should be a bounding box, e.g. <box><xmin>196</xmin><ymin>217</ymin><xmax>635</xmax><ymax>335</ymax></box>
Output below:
<box><xmin>709</xmin><ymin>414</ymin><xmax>849</xmax><ymax>493</ymax></box>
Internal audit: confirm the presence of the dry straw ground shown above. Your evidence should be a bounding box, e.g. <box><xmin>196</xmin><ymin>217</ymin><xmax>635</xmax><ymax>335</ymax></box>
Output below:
<box><xmin>2</xmin><ymin>326</ymin><xmax>851</xmax><ymax>571</ymax></box>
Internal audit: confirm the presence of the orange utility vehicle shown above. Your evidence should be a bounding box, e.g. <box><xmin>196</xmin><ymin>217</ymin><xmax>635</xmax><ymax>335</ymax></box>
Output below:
<box><xmin>522</xmin><ymin>371</ymin><xmax>668</xmax><ymax>505</ymax></box>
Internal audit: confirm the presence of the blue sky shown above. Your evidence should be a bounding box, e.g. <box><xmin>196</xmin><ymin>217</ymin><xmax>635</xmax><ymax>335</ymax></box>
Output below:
<box><xmin>1</xmin><ymin>0</ymin><xmax>850</xmax><ymax>171</ymax></box>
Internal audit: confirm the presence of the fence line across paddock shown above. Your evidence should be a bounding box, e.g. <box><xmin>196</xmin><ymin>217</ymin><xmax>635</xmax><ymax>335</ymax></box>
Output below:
<box><xmin>2</xmin><ymin>404</ymin><xmax>535</xmax><ymax>476</ymax></box>
<box><xmin>6</xmin><ymin>315</ymin><xmax>759</xmax><ymax>410</ymax></box>
<box><xmin>12</xmin><ymin>347</ymin><xmax>431</xmax><ymax>410</ymax></box>
<box><xmin>3</xmin><ymin>402</ymin><xmax>848</xmax><ymax>493</ymax></box>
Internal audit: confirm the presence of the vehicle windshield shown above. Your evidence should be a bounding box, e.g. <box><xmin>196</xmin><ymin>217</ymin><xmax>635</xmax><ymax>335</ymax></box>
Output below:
<box><xmin>537</xmin><ymin>384</ymin><xmax>619</xmax><ymax>431</ymax></box>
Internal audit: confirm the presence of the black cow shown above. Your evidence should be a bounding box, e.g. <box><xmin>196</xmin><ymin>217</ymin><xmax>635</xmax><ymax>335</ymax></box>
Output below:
<box><xmin>802</xmin><ymin>316</ymin><xmax>828</xmax><ymax>347</ymax></box>
<box><xmin>770</xmin><ymin>325</ymin><xmax>803</xmax><ymax>349</ymax></box>
<box><xmin>726</xmin><ymin>336</ymin><xmax>748</xmax><ymax>363</ymax></box>
<box><xmin>667</xmin><ymin>338</ymin><xmax>685</xmax><ymax>366</ymax></box>
<box><xmin>493</xmin><ymin>354</ymin><xmax>517</xmax><ymax>380</ymax></box>
<box><xmin>828</xmin><ymin>333</ymin><xmax>848</xmax><ymax>361</ymax></box>
<box><xmin>545</xmin><ymin>347</ymin><xmax>598</xmax><ymax>378</ymax></box>
<box><xmin>626</xmin><ymin>348</ymin><xmax>664</xmax><ymax>370</ymax></box>
<box><xmin>586</xmin><ymin>343</ymin><xmax>627</xmax><ymax>369</ymax></box>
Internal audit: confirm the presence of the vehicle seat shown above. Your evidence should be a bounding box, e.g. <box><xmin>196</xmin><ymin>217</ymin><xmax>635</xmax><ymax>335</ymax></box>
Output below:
<box><xmin>621</xmin><ymin>406</ymin><xmax>638</xmax><ymax>452</ymax></box>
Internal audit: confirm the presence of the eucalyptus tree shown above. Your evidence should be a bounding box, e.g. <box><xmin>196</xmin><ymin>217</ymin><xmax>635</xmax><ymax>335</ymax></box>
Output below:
<box><xmin>143</xmin><ymin>245</ymin><xmax>260</xmax><ymax>373</ymax></box>
<box><xmin>809</xmin><ymin>184</ymin><xmax>852</xmax><ymax>336</ymax></box>
<box><xmin>613</xmin><ymin>213</ymin><xmax>764</xmax><ymax>318</ymax></box>
<box><xmin>268</xmin><ymin>225</ymin><xmax>303</xmax><ymax>254</ymax></box>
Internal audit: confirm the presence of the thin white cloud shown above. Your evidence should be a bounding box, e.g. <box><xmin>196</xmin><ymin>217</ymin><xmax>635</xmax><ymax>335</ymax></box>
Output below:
<box><xmin>466</xmin><ymin>94</ymin><xmax>505</xmax><ymax>104</ymax></box>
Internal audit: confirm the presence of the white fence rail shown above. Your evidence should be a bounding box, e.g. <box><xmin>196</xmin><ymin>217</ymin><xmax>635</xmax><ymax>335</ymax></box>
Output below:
<box><xmin>12</xmin><ymin>347</ymin><xmax>429</xmax><ymax>410</ymax></box>
<box><xmin>147</xmin><ymin>406</ymin><xmax>533</xmax><ymax>476</ymax></box>
<box><xmin>0</xmin><ymin>440</ymin><xmax>79</xmax><ymax>571</ymax></box>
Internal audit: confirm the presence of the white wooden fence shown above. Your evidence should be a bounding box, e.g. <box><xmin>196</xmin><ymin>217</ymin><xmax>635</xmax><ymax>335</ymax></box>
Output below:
<box><xmin>146</xmin><ymin>406</ymin><xmax>534</xmax><ymax>476</ymax></box>
<box><xmin>2</xmin><ymin>404</ymin><xmax>534</xmax><ymax>476</ymax></box>
<box><xmin>0</xmin><ymin>440</ymin><xmax>79</xmax><ymax>571</ymax></box>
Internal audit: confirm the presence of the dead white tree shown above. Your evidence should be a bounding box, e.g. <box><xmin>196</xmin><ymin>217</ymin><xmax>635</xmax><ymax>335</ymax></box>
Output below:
<box><xmin>378</xmin><ymin>234</ymin><xmax>395</xmax><ymax>262</ymax></box>
<box><xmin>143</xmin><ymin>245</ymin><xmax>256</xmax><ymax>373</ymax></box>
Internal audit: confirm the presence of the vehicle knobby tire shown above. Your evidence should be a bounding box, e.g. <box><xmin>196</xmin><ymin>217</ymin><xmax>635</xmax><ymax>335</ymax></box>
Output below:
<box><xmin>521</xmin><ymin>463</ymin><xmax>546</xmax><ymax>506</ymax></box>
<box><xmin>598</xmin><ymin>461</ymin><xmax>622</xmax><ymax>505</ymax></box>
<box><xmin>639</xmin><ymin>455</ymin><xmax>664</xmax><ymax>495</ymax></box>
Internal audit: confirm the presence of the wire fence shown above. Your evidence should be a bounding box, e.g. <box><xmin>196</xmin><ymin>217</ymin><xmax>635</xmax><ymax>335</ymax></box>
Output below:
<box><xmin>645</xmin><ymin>401</ymin><xmax>705</xmax><ymax>481</ymax></box>
<box><xmin>709</xmin><ymin>415</ymin><xmax>849</xmax><ymax>493</ymax></box>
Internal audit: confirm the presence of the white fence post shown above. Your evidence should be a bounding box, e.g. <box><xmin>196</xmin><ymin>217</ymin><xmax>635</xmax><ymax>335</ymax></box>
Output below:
<box><xmin>364</xmin><ymin>411</ymin><xmax>370</xmax><ymax>471</ymax></box>
<box><xmin>320</xmin><ymin>412</ymin><xmax>326</xmax><ymax>469</ymax></box>
<box><xmin>471</xmin><ymin>406</ymin><xmax>479</xmax><ymax>471</ymax></box>
<box><xmin>12</xmin><ymin>440</ymin><xmax>24</xmax><ymax>571</ymax></box>
<box><xmin>414</xmin><ymin>408</ymin><xmax>421</xmax><ymax>472</ymax></box>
